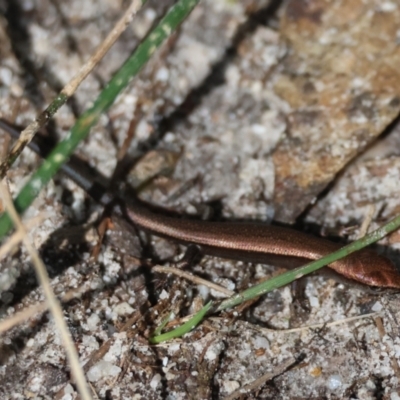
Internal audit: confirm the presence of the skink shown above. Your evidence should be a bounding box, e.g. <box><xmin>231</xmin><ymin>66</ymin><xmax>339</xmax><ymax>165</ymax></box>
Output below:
<box><xmin>1</xmin><ymin>119</ymin><xmax>399</xmax><ymax>288</ymax></box>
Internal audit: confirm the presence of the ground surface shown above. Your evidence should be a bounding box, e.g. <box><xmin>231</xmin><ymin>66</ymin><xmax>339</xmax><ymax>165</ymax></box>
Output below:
<box><xmin>1</xmin><ymin>0</ymin><xmax>400</xmax><ymax>399</ymax></box>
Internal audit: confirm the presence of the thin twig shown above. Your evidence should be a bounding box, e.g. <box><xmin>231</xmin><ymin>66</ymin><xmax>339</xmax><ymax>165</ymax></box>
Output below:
<box><xmin>0</xmin><ymin>0</ymin><xmax>145</xmax><ymax>178</ymax></box>
<box><xmin>0</xmin><ymin>278</ymin><xmax>102</xmax><ymax>334</ymax></box>
<box><xmin>359</xmin><ymin>204</ymin><xmax>375</xmax><ymax>238</ymax></box>
<box><xmin>0</xmin><ymin>181</ymin><xmax>93</xmax><ymax>400</ymax></box>
<box><xmin>0</xmin><ymin>302</ymin><xmax>48</xmax><ymax>333</ymax></box>
<box><xmin>153</xmin><ymin>265</ymin><xmax>235</xmax><ymax>297</ymax></box>
<box><xmin>246</xmin><ymin>311</ymin><xmax>382</xmax><ymax>334</ymax></box>
<box><xmin>223</xmin><ymin>357</ymin><xmax>296</xmax><ymax>400</ymax></box>
<box><xmin>0</xmin><ymin>214</ymin><xmax>49</xmax><ymax>260</ymax></box>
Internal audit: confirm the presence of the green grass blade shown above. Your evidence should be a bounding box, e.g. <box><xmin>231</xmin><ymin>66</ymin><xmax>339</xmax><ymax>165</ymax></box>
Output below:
<box><xmin>149</xmin><ymin>301</ymin><xmax>213</xmax><ymax>344</ymax></box>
